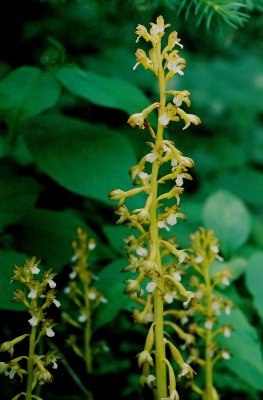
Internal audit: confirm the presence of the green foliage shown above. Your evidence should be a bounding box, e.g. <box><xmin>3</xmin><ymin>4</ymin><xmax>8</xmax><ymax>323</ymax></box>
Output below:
<box><xmin>219</xmin><ymin>307</ymin><xmax>263</xmax><ymax>390</ymax></box>
<box><xmin>0</xmin><ymin>250</ymin><xmax>27</xmax><ymax>311</ymax></box>
<box><xmin>24</xmin><ymin>113</ymin><xmax>139</xmax><ymax>204</ymax></box>
<box><xmin>203</xmin><ymin>190</ymin><xmax>251</xmax><ymax>256</ymax></box>
<box><xmin>0</xmin><ymin>67</ymin><xmax>60</xmax><ymax>123</ymax></box>
<box><xmin>95</xmin><ymin>258</ymin><xmax>133</xmax><ymax>330</ymax></box>
<box><xmin>171</xmin><ymin>0</ymin><xmax>263</xmax><ymax>28</ymax></box>
<box><xmin>0</xmin><ymin>160</ymin><xmax>41</xmax><ymax>230</ymax></box>
<box><xmin>56</xmin><ymin>64</ymin><xmax>149</xmax><ymax>114</ymax></box>
<box><xmin>245</xmin><ymin>251</ymin><xmax>263</xmax><ymax>323</ymax></box>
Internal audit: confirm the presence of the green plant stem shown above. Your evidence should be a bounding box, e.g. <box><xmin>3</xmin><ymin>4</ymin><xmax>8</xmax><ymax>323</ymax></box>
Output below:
<box><xmin>83</xmin><ymin>278</ymin><xmax>94</xmax><ymax>400</ymax></box>
<box><xmin>26</xmin><ymin>326</ymin><xmax>37</xmax><ymax>400</ymax></box>
<box><xmin>84</xmin><ymin>290</ymin><xmax>93</xmax><ymax>374</ymax></box>
<box><xmin>204</xmin><ymin>263</ymin><xmax>213</xmax><ymax>400</ymax></box>
<box><xmin>151</xmin><ymin>40</ymin><xmax>167</xmax><ymax>400</ymax></box>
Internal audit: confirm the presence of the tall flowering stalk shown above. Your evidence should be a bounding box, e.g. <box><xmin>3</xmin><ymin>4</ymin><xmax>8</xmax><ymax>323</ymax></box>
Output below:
<box><xmin>62</xmin><ymin>227</ymin><xmax>107</xmax><ymax>394</ymax></box>
<box><xmin>0</xmin><ymin>257</ymin><xmax>60</xmax><ymax>400</ymax></box>
<box><xmin>185</xmin><ymin>228</ymin><xmax>233</xmax><ymax>400</ymax></box>
<box><xmin>109</xmin><ymin>16</ymin><xmax>201</xmax><ymax>400</ymax></box>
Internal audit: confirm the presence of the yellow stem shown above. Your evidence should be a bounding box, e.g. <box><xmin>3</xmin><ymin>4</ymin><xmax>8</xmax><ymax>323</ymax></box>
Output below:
<box><xmin>26</xmin><ymin>326</ymin><xmax>36</xmax><ymax>400</ymax></box>
<box><xmin>150</xmin><ymin>39</ymin><xmax>167</xmax><ymax>400</ymax></box>
<box><xmin>203</xmin><ymin>263</ymin><xmax>214</xmax><ymax>400</ymax></box>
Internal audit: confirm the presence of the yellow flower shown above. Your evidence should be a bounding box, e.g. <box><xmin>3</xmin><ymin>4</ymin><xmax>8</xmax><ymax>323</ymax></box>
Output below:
<box><xmin>176</xmin><ymin>108</ymin><xmax>201</xmax><ymax>130</ymax></box>
<box><xmin>137</xmin><ymin>350</ymin><xmax>154</xmax><ymax>368</ymax></box>
<box><xmin>133</xmin><ymin>49</ymin><xmax>153</xmax><ymax>71</ymax></box>
<box><xmin>167</xmin><ymin>31</ymin><xmax>183</xmax><ymax>50</ymax></box>
<box><xmin>149</xmin><ymin>15</ymin><xmax>170</xmax><ymax>42</ymax></box>
<box><xmin>127</xmin><ymin>102</ymin><xmax>159</xmax><ymax>129</ymax></box>
<box><xmin>127</xmin><ymin>112</ymin><xmax>145</xmax><ymax>129</ymax></box>
<box><xmin>166</xmin><ymin>90</ymin><xmax>191</xmax><ymax>107</ymax></box>
<box><xmin>135</xmin><ymin>24</ymin><xmax>154</xmax><ymax>44</ymax></box>
<box><xmin>165</xmin><ymin>50</ymin><xmax>186</xmax><ymax>75</ymax></box>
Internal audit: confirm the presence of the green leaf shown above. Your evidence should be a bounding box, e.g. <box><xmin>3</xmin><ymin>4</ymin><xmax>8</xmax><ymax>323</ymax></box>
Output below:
<box><xmin>24</xmin><ymin>114</ymin><xmax>138</xmax><ymax>204</ymax></box>
<box><xmin>0</xmin><ymin>250</ymin><xmax>28</xmax><ymax>311</ymax></box>
<box><xmin>209</xmin><ymin>169</ymin><xmax>263</xmax><ymax>208</ymax></box>
<box><xmin>251</xmin><ymin>218</ymin><xmax>263</xmax><ymax>249</ymax></box>
<box><xmin>18</xmin><ymin>209</ymin><xmax>85</xmax><ymax>270</ymax></box>
<box><xmin>0</xmin><ymin>159</ymin><xmax>41</xmax><ymax>231</ymax></box>
<box><xmin>0</xmin><ymin>66</ymin><xmax>60</xmax><ymax>122</ymax></box>
<box><xmin>55</xmin><ymin>64</ymin><xmax>149</xmax><ymax>114</ymax></box>
<box><xmin>218</xmin><ymin>307</ymin><xmax>263</xmax><ymax>391</ymax></box>
<box><xmin>202</xmin><ymin>190</ymin><xmax>251</xmax><ymax>256</ymax></box>
<box><xmin>249</xmin><ymin>124</ymin><xmax>263</xmax><ymax>166</ymax></box>
<box><xmin>94</xmin><ymin>258</ymin><xmax>133</xmax><ymax>330</ymax></box>
<box><xmin>245</xmin><ymin>251</ymin><xmax>263</xmax><ymax>324</ymax></box>
<box><xmin>181</xmin><ymin>55</ymin><xmax>263</xmax><ymax>116</ymax></box>
<box><xmin>102</xmin><ymin>225</ymin><xmax>133</xmax><ymax>256</ymax></box>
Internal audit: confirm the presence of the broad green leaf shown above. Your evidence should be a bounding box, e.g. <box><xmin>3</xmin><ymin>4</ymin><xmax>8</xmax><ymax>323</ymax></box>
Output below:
<box><xmin>0</xmin><ymin>66</ymin><xmax>60</xmax><ymax>122</ymax></box>
<box><xmin>181</xmin><ymin>54</ymin><xmax>263</xmax><ymax>115</ymax></box>
<box><xmin>18</xmin><ymin>209</ymin><xmax>85</xmax><ymax>269</ymax></box>
<box><xmin>245</xmin><ymin>251</ymin><xmax>263</xmax><ymax>324</ymax></box>
<box><xmin>205</xmin><ymin>169</ymin><xmax>263</xmax><ymax>208</ymax></box>
<box><xmin>103</xmin><ymin>225</ymin><xmax>132</xmax><ymax>256</ymax></box>
<box><xmin>0</xmin><ymin>159</ymin><xmax>41</xmax><ymax>231</ymax></box>
<box><xmin>191</xmin><ymin>136</ymin><xmax>247</xmax><ymax>177</ymax></box>
<box><xmin>214</xmin><ymin>368</ymin><xmax>260</xmax><ymax>398</ymax></box>
<box><xmin>0</xmin><ymin>250</ymin><xmax>28</xmax><ymax>311</ymax></box>
<box><xmin>55</xmin><ymin>64</ymin><xmax>149</xmax><ymax>114</ymax></box>
<box><xmin>218</xmin><ymin>308</ymin><xmax>263</xmax><ymax>391</ymax></box>
<box><xmin>249</xmin><ymin>125</ymin><xmax>263</xmax><ymax>166</ymax></box>
<box><xmin>24</xmin><ymin>114</ymin><xmax>139</xmax><ymax>204</ymax></box>
<box><xmin>94</xmin><ymin>258</ymin><xmax>133</xmax><ymax>330</ymax></box>
<box><xmin>202</xmin><ymin>190</ymin><xmax>251</xmax><ymax>256</ymax></box>
<box><xmin>251</xmin><ymin>218</ymin><xmax>263</xmax><ymax>249</ymax></box>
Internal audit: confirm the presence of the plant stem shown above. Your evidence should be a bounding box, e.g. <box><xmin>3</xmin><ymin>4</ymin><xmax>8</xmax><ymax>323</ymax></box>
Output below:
<box><xmin>204</xmin><ymin>264</ymin><xmax>213</xmax><ymax>400</ymax></box>
<box><xmin>84</xmin><ymin>290</ymin><xmax>93</xmax><ymax>375</ymax></box>
<box><xmin>150</xmin><ymin>40</ymin><xmax>167</xmax><ymax>400</ymax></box>
<box><xmin>83</xmin><ymin>273</ymin><xmax>94</xmax><ymax>400</ymax></box>
<box><xmin>26</xmin><ymin>326</ymin><xmax>37</xmax><ymax>400</ymax></box>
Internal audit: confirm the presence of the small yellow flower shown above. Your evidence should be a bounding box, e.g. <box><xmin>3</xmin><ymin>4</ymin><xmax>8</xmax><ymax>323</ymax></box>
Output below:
<box><xmin>167</xmin><ymin>31</ymin><xmax>183</xmax><ymax>50</ymax></box>
<box><xmin>178</xmin><ymin>362</ymin><xmax>195</xmax><ymax>379</ymax></box>
<box><xmin>176</xmin><ymin>108</ymin><xmax>201</xmax><ymax>130</ymax></box>
<box><xmin>124</xmin><ymin>279</ymin><xmax>141</xmax><ymax>296</ymax></box>
<box><xmin>133</xmin><ymin>49</ymin><xmax>153</xmax><ymax>71</ymax></box>
<box><xmin>149</xmin><ymin>15</ymin><xmax>170</xmax><ymax>41</ymax></box>
<box><xmin>127</xmin><ymin>102</ymin><xmax>159</xmax><ymax>129</ymax></box>
<box><xmin>165</xmin><ymin>51</ymin><xmax>186</xmax><ymax>75</ymax></box>
<box><xmin>127</xmin><ymin>112</ymin><xmax>145</xmax><ymax>129</ymax></box>
<box><xmin>135</xmin><ymin>24</ymin><xmax>154</xmax><ymax>44</ymax></box>
<box><xmin>137</xmin><ymin>350</ymin><xmax>154</xmax><ymax>368</ymax></box>
<box><xmin>166</xmin><ymin>90</ymin><xmax>191</xmax><ymax>107</ymax></box>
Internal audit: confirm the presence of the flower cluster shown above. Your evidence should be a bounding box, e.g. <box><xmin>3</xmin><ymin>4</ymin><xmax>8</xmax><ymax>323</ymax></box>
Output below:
<box><xmin>109</xmin><ymin>16</ymin><xmax>201</xmax><ymax>400</ymax></box>
<box><xmin>183</xmin><ymin>228</ymin><xmax>233</xmax><ymax>399</ymax></box>
<box><xmin>62</xmin><ymin>227</ymin><xmax>107</xmax><ymax>374</ymax></box>
<box><xmin>0</xmin><ymin>257</ymin><xmax>60</xmax><ymax>398</ymax></box>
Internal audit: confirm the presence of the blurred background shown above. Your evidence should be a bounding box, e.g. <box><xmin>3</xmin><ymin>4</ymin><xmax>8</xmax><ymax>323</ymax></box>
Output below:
<box><xmin>0</xmin><ymin>1</ymin><xmax>263</xmax><ymax>399</ymax></box>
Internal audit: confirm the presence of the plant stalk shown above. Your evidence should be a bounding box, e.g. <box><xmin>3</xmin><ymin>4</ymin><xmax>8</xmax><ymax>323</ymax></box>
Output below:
<box><xmin>204</xmin><ymin>263</ymin><xmax>213</xmax><ymax>400</ymax></box>
<box><xmin>26</xmin><ymin>326</ymin><xmax>37</xmax><ymax>400</ymax></box>
<box><xmin>150</xmin><ymin>39</ymin><xmax>168</xmax><ymax>400</ymax></box>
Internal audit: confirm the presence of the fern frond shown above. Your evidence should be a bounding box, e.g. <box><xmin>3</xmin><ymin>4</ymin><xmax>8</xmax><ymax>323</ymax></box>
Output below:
<box><xmin>172</xmin><ymin>0</ymin><xmax>254</xmax><ymax>29</ymax></box>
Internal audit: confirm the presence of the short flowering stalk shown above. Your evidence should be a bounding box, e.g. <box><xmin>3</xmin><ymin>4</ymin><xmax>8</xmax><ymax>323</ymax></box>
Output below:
<box><xmin>186</xmin><ymin>228</ymin><xmax>233</xmax><ymax>400</ymax></box>
<box><xmin>0</xmin><ymin>257</ymin><xmax>60</xmax><ymax>400</ymax></box>
<box><xmin>109</xmin><ymin>16</ymin><xmax>200</xmax><ymax>400</ymax></box>
<box><xmin>62</xmin><ymin>228</ymin><xmax>106</xmax><ymax>383</ymax></box>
